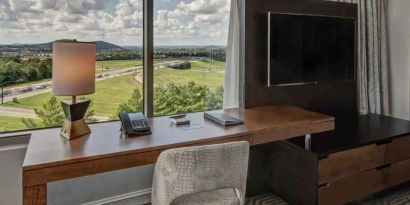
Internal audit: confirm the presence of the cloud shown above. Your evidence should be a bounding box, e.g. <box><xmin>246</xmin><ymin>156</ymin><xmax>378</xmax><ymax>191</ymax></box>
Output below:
<box><xmin>0</xmin><ymin>0</ymin><xmax>230</xmax><ymax>45</ymax></box>
<box><xmin>178</xmin><ymin>0</ymin><xmax>227</xmax><ymax>14</ymax></box>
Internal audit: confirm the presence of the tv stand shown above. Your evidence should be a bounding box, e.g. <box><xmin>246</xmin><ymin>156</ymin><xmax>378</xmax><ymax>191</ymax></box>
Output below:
<box><xmin>265</xmin><ymin>114</ymin><xmax>410</xmax><ymax>205</ymax></box>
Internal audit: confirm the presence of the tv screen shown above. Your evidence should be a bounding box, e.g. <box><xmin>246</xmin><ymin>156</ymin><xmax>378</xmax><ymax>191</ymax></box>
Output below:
<box><xmin>268</xmin><ymin>12</ymin><xmax>356</xmax><ymax>86</ymax></box>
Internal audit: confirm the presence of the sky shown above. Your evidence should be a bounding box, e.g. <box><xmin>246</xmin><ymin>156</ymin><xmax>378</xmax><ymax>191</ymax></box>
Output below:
<box><xmin>0</xmin><ymin>0</ymin><xmax>231</xmax><ymax>46</ymax></box>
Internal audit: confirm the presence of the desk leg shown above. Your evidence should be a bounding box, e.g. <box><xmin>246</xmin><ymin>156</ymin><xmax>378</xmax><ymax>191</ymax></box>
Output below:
<box><xmin>23</xmin><ymin>184</ymin><xmax>47</xmax><ymax>205</ymax></box>
<box><xmin>305</xmin><ymin>134</ymin><xmax>311</xmax><ymax>150</ymax></box>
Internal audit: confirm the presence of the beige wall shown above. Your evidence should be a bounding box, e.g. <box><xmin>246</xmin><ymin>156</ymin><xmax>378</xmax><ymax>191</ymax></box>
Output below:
<box><xmin>388</xmin><ymin>0</ymin><xmax>410</xmax><ymax>120</ymax></box>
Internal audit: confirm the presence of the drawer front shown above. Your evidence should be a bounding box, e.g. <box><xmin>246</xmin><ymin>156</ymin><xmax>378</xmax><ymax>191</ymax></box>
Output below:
<box><xmin>385</xmin><ymin>158</ymin><xmax>410</xmax><ymax>188</ymax></box>
<box><xmin>385</xmin><ymin>135</ymin><xmax>410</xmax><ymax>163</ymax></box>
<box><xmin>318</xmin><ymin>168</ymin><xmax>385</xmax><ymax>205</ymax></box>
<box><xmin>319</xmin><ymin>144</ymin><xmax>385</xmax><ymax>183</ymax></box>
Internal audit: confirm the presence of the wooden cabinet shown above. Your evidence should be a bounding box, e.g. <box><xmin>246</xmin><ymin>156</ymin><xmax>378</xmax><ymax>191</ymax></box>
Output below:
<box><xmin>385</xmin><ymin>135</ymin><xmax>410</xmax><ymax>163</ymax></box>
<box><xmin>385</xmin><ymin>158</ymin><xmax>410</xmax><ymax>187</ymax></box>
<box><xmin>268</xmin><ymin>136</ymin><xmax>410</xmax><ymax>205</ymax></box>
<box><xmin>318</xmin><ymin>168</ymin><xmax>385</xmax><ymax>205</ymax></box>
<box><xmin>318</xmin><ymin>144</ymin><xmax>386</xmax><ymax>184</ymax></box>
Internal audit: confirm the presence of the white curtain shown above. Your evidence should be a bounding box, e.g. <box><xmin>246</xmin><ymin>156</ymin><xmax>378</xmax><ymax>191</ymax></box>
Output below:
<box><xmin>329</xmin><ymin>0</ymin><xmax>390</xmax><ymax>115</ymax></box>
<box><xmin>223</xmin><ymin>0</ymin><xmax>240</xmax><ymax>109</ymax></box>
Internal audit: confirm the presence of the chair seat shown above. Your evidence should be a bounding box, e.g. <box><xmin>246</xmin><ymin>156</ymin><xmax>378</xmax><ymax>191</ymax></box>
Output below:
<box><xmin>171</xmin><ymin>188</ymin><xmax>240</xmax><ymax>205</ymax></box>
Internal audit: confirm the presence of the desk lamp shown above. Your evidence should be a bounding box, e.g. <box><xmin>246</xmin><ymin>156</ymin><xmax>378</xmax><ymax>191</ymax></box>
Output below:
<box><xmin>52</xmin><ymin>40</ymin><xmax>96</xmax><ymax>140</ymax></box>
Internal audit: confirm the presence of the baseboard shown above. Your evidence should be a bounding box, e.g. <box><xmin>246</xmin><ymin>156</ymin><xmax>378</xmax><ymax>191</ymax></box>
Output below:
<box><xmin>82</xmin><ymin>188</ymin><xmax>151</xmax><ymax>205</ymax></box>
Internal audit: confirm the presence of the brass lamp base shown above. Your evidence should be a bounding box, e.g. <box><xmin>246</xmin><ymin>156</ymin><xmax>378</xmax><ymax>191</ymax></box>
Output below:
<box><xmin>60</xmin><ymin>100</ymin><xmax>91</xmax><ymax>140</ymax></box>
<box><xmin>60</xmin><ymin>119</ymin><xmax>91</xmax><ymax>140</ymax></box>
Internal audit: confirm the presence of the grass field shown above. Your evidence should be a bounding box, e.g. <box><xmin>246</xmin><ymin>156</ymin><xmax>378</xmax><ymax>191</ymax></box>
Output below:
<box><xmin>96</xmin><ymin>60</ymin><xmax>143</xmax><ymax>73</ymax></box>
<box><xmin>0</xmin><ymin>59</ymin><xmax>225</xmax><ymax>133</ymax></box>
<box><xmin>190</xmin><ymin>60</ymin><xmax>225</xmax><ymax>70</ymax></box>
<box><xmin>4</xmin><ymin>74</ymin><xmax>141</xmax><ymax>116</ymax></box>
<box><xmin>4</xmin><ymin>67</ymin><xmax>223</xmax><ymax>117</ymax></box>
<box><xmin>154</xmin><ymin>68</ymin><xmax>224</xmax><ymax>90</ymax></box>
<box><xmin>0</xmin><ymin>116</ymin><xmax>41</xmax><ymax>132</ymax></box>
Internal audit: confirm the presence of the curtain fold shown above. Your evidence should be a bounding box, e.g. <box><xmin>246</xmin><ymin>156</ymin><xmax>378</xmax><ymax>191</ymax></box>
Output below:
<box><xmin>328</xmin><ymin>0</ymin><xmax>390</xmax><ymax>115</ymax></box>
<box><xmin>223</xmin><ymin>0</ymin><xmax>240</xmax><ymax>109</ymax></box>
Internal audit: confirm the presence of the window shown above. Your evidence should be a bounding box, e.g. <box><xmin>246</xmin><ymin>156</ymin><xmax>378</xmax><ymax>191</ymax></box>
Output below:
<box><xmin>0</xmin><ymin>0</ymin><xmax>143</xmax><ymax>132</ymax></box>
<box><xmin>153</xmin><ymin>0</ymin><xmax>230</xmax><ymax>116</ymax></box>
<box><xmin>0</xmin><ymin>0</ymin><xmax>232</xmax><ymax>133</ymax></box>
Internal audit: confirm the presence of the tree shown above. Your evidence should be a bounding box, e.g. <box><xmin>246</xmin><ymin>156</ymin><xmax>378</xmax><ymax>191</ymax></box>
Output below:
<box><xmin>153</xmin><ymin>82</ymin><xmax>223</xmax><ymax>116</ymax></box>
<box><xmin>22</xmin><ymin>96</ymin><xmax>97</xmax><ymax>128</ymax></box>
<box><xmin>112</xmin><ymin>82</ymin><xmax>224</xmax><ymax>118</ymax></box>
<box><xmin>111</xmin><ymin>89</ymin><xmax>143</xmax><ymax>119</ymax></box>
<box><xmin>205</xmin><ymin>85</ymin><xmax>223</xmax><ymax>110</ymax></box>
<box><xmin>25</xmin><ymin>66</ymin><xmax>40</xmax><ymax>81</ymax></box>
<box><xmin>38</xmin><ymin>59</ymin><xmax>52</xmax><ymax>79</ymax></box>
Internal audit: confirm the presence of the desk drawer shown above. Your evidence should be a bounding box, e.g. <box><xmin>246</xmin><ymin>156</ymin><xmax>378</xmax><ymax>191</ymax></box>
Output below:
<box><xmin>385</xmin><ymin>135</ymin><xmax>410</xmax><ymax>163</ymax></box>
<box><xmin>318</xmin><ymin>168</ymin><xmax>385</xmax><ymax>205</ymax></box>
<box><xmin>319</xmin><ymin>144</ymin><xmax>385</xmax><ymax>183</ymax></box>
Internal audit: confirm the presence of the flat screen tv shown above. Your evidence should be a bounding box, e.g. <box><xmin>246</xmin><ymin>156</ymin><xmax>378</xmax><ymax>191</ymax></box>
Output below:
<box><xmin>268</xmin><ymin>12</ymin><xmax>356</xmax><ymax>86</ymax></box>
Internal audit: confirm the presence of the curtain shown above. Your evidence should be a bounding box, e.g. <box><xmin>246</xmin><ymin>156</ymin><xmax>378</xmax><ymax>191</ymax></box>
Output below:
<box><xmin>329</xmin><ymin>0</ymin><xmax>390</xmax><ymax>115</ymax></box>
<box><xmin>223</xmin><ymin>0</ymin><xmax>240</xmax><ymax>109</ymax></box>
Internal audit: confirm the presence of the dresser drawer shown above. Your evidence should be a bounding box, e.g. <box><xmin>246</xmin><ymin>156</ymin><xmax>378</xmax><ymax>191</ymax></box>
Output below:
<box><xmin>319</xmin><ymin>144</ymin><xmax>385</xmax><ymax>183</ymax></box>
<box><xmin>385</xmin><ymin>135</ymin><xmax>410</xmax><ymax>163</ymax></box>
<box><xmin>385</xmin><ymin>158</ymin><xmax>410</xmax><ymax>187</ymax></box>
<box><xmin>318</xmin><ymin>168</ymin><xmax>385</xmax><ymax>205</ymax></box>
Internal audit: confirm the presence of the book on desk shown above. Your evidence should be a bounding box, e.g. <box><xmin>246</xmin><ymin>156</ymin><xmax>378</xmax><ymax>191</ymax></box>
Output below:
<box><xmin>204</xmin><ymin>111</ymin><xmax>243</xmax><ymax>126</ymax></box>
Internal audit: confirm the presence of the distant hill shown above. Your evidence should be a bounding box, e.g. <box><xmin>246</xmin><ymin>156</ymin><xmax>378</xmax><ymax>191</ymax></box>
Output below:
<box><xmin>0</xmin><ymin>40</ymin><xmax>125</xmax><ymax>51</ymax></box>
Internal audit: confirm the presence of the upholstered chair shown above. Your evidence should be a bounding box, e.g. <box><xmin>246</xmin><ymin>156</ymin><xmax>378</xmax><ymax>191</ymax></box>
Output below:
<box><xmin>151</xmin><ymin>141</ymin><xmax>250</xmax><ymax>205</ymax></box>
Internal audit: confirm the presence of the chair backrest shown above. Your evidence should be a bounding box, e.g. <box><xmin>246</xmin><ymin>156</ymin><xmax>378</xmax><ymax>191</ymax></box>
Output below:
<box><xmin>151</xmin><ymin>141</ymin><xmax>250</xmax><ymax>205</ymax></box>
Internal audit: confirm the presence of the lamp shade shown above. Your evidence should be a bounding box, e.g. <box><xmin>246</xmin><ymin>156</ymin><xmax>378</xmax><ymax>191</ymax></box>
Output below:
<box><xmin>52</xmin><ymin>41</ymin><xmax>96</xmax><ymax>96</ymax></box>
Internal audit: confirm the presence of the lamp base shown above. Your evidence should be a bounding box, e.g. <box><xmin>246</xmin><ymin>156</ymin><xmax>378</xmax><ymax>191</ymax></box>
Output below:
<box><xmin>60</xmin><ymin>119</ymin><xmax>91</xmax><ymax>140</ymax></box>
<box><xmin>60</xmin><ymin>100</ymin><xmax>91</xmax><ymax>140</ymax></box>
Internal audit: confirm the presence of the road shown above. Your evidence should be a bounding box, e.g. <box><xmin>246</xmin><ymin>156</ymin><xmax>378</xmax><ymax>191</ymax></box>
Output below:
<box><xmin>1</xmin><ymin>60</ymin><xmax>183</xmax><ymax>103</ymax></box>
<box><xmin>0</xmin><ymin>106</ymin><xmax>38</xmax><ymax>118</ymax></box>
<box><xmin>0</xmin><ymin>60</ymin><xmax>186</xmax><ymax>121</ymax></box>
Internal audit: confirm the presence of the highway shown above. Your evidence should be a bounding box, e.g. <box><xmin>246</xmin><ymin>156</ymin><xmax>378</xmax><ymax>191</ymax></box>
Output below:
<box><xmin>0</xmin><ymin>60</ymin><xmax>184</xmax><ymax>121</ymax></box>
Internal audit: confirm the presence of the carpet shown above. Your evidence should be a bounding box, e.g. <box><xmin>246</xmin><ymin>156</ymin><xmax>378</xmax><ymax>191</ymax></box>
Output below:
<box><xmin>142</xmin><ymin>185</ymin><xmax>410</xmax><ymax>205</ymax></box>
<box><xmin>246</xmin><ymin>185</ymin><xmax>410</xmax><ymax>205</ymax></box>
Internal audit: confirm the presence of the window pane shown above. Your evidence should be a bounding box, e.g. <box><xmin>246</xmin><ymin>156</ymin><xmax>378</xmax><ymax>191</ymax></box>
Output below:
<box><xmin>153</xmin><ymin>0</ymin><xmax>230</xmax><ymax>116</ymax></box>
<box><xmin>0</xmin><ymin>0</ymin><xmax>143</xmax><ymax>133</ymax></box>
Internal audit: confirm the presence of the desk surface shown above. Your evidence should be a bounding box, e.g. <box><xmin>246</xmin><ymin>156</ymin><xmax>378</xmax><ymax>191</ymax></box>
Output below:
<box><xmin>23</xmin><ymin>106</ymin><xmax>334</xmax><ymax>171</ymax></box>
<box><xmin>288</xmin><ymin>114</ymin><xmax>410</xmax><ymax>156</ymax></box>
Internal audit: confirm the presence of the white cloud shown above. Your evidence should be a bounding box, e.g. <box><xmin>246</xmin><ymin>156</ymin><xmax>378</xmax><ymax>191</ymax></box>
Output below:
<box><xmin>0</xmin><ymin>0</ymin><xmax>230</xmax><ymax>45</ymax></box>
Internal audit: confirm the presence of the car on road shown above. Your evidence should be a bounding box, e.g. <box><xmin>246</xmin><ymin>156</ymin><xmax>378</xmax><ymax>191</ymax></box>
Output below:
<box><xmin>1</xmin><ymin>90</ymin><xmax>12</xmax><ymax>95</ymax></box>
<box><xmin>18</xmin><ymin>87</ymin><xmax>33</xmax><ymax>93</ymax></box>
<box><xmin>35</xmin><ymin>85</ymin><xmax>47</xmax><ymax>89</ymax></box>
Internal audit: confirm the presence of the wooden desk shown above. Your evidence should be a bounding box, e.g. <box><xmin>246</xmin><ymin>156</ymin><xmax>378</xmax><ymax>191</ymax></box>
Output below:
<box><xmin>22</xmin><ymin>106</ymin><xmax>334</xmax><ymax>205</ymax></box>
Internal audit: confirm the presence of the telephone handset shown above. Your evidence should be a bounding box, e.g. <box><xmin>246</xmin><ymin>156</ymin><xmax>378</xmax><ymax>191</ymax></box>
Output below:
<box><xmin>119</xmin><ymin>112</ymin><xmax>152</xmax><ymax>136</ymax></box>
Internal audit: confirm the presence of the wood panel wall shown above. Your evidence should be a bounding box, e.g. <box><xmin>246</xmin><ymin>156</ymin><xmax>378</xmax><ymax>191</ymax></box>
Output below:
<box><xmin>244</xmin><ymin>0</ymin><xmax>358</xmax><ymax>118</ymax></box>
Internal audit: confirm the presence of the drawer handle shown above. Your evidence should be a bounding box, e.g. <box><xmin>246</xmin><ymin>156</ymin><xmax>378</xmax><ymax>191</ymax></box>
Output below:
<box><xmin>318</xmin><ymin>183</ymin><xmax>330</xmax><ymax>188</ymax></box>
<box><xmin>376</xmin><ymin>140</ymin><xmax>392</xmax><ymax>146</ymax></box>
<box><xmin>376</xmin><ymin>164</ymin><xmax>391</xmax><ymax>170</ymax></box>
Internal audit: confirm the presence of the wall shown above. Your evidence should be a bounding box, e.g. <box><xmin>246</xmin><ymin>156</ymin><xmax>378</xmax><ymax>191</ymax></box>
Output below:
<box><xmin>388</xmin><ymin>0</ymin><xmax>410</xmax><ymax>120</ymax></box>
<box><xmin>48</xmin><ymin>165</ymin><xmax>154</xmax><ymax>205</ymax></box>
<box><xmin>244</xmin><ymin>0</ymin><xmax>358</xmax><ymax>119</ymax></box>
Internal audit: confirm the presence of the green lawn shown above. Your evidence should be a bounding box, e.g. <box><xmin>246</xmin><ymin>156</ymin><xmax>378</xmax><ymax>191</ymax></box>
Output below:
<box><xmin>96</xmin><ymin>60</ymin><xmax>143</xmax><ymax>73</ymax></box>
<box><xmin>4</xmin><ymin>74</ymin><xmax>141</xmax><ymax>117</ymax></box>
<box><xmin>154</xmin><ymin>68</ymin><xmax>224</xmax><ymax>90</ymax></box>
<box><xmin>190</xmin><ymin>60</ymin><xmax>225</xmax><ymax>70</ymax></box>
<box><xmin>0</xmin><ymin>116</ymin><xmax>41</xmax><ymax>133</ymax></box>
<box><xmin>2</xmin><ymin>61</ymin><xmax>224</xmax><ymax>119</ymax></box>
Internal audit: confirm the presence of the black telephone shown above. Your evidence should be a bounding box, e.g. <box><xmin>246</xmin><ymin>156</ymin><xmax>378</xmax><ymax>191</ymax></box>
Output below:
<box><xmin>119</xmin><ymin>112</ymin><xmax>152</xmax><ymax>136</ymax></box>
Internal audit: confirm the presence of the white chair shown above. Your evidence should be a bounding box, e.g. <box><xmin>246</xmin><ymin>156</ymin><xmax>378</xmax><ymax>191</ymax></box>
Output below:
<box><xmin>151</xmin><ymin>141</ymin><xmax>250</xmax><ymax>205</ymax></box>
